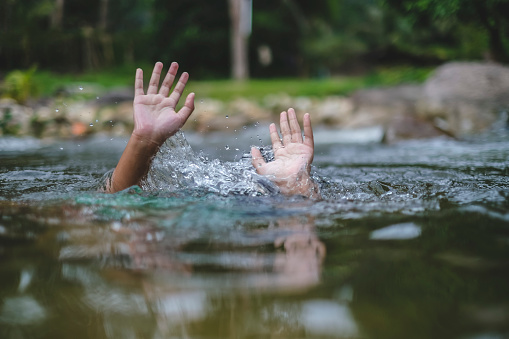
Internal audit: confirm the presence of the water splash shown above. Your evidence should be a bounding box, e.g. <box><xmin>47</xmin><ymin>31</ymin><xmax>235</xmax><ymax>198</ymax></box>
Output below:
<box><xmin>142</xmin><ymin>131</ymin><xmax>279</xmax><ymax>196</ymax></box>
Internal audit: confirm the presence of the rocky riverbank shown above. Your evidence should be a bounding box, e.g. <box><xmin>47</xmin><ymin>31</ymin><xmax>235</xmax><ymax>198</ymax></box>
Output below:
<box><xmin>1</xmin><ymin>62</ymin><xmax>508</xmax><ymax>143</ymax></box>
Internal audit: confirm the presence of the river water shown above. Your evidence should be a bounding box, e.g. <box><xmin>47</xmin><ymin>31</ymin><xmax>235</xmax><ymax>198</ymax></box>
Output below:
<box><xmin>0</xmin><ymin>125</ymin><xmax>508</xmax><ymax>339</ymax></box>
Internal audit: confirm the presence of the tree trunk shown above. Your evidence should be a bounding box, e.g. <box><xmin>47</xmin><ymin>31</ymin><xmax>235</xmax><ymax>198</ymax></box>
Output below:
<box><xmin>99</xmin><ymin>0</ymin><xmax>108</xmax><ymax>31</ymax></box>
<box><xmin>229</xmin><ymin>0</ymin><xmax>249</xmax><ymax>80</ymax></box>
<box><xmin>51</xmin><ymin>0</ymin><xmax>64</xmax><ymax>29</ymax></box>
<box><xmin>487</xmin><ymin>25</ymin><xmax>508</xmax><ymax>63</ymax></box>
<box><xmin>98</xmin><ymin>0</ymin><xmax>114</xmax><ymax>67</ymax></box>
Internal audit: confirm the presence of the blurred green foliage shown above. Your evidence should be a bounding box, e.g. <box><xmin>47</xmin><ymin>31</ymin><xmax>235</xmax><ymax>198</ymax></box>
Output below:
<box><xmin>1</xmin><ymin>0</ymin><xmax>506</xmax><ymax>79</ymax></box>
<box><xmin>0</xmin><ymin>67</ymin><xmax>39</xmax><ymax>104</ymax></box>
<box><xmin>381</xmin><ymin>0</ymin><xmax>509</xmax><ymax>62</ymax></box>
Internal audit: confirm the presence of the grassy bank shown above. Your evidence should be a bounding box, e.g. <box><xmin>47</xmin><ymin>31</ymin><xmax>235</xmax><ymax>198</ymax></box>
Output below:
<box><xmin>22</xmin><ymin>65</ymin><xmax>432</xmax><ymax>102</ymax></box>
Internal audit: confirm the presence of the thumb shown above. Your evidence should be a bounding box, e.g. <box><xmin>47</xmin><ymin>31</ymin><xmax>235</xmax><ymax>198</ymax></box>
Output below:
<box><xmin>251</xmin><ymin>147</ymin><xmax>266</xmax><ymax>171</ymax></box>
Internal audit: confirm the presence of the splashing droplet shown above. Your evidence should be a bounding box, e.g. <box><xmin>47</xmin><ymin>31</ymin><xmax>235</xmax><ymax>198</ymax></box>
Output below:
<box><xmin>225</xmin><ymin>145</ymin><xmax>230</xmax><ymax>150</ymax></box>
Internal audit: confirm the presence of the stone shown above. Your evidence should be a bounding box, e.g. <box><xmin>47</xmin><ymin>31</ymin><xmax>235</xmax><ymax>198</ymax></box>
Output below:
<box><xmin>382</xmin><ymin>115</ymin><xmax>451</xmax><ymax>144</ymax></box>
<box><xmin>347</xmin><ymin>84</ymin><xmax>422</xmax><ymax>128</ymax></box>
<box><xmin>0</xmin><ymin>98</ymin><xmax>33</xmax><ymax>136</ymax></box>
<box><xmin>417</xmin><ymin>62</ymin><xmax>509</xmax><ymax>136</ymax></box>
<box><xmin>314</xmin><ymin>96</ymin><xmax>353</xmax><ymax>126</ymax></box>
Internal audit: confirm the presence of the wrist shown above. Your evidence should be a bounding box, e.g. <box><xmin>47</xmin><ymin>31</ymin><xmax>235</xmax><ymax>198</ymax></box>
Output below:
<box><xmin>130</xmin><ymin>131</ymin><xmax>164</xmax><ymax>153</ymax></box>
<box><xmin>273</xmin><ymin>172</ymin><xmax>321</xmax><ymax>199</ymax></box>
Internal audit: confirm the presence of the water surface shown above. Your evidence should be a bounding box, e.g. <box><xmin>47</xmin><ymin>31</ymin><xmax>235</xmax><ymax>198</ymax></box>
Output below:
<box><xmin>1</xmin><ymin>128</ymin><xmax>508</xmax><ymax>338</ymax></box>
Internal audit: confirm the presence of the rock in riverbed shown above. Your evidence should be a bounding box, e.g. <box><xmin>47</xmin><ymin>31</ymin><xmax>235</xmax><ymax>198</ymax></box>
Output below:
<box><xmin>417</xmin><ymin>62</ymin><xmax>509</xmax><ymax>136</ymax></box>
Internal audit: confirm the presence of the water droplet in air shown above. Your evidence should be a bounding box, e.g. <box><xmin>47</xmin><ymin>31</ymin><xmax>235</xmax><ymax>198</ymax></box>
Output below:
<box><xmin>79</xmin><ymin>86</ymin><xmax>83</xmax><ymax>91</ymax></box>
<box><xmin>95</xmin><ymin>119</ymin><xmax>98</xmax><ymax>123</ymax></box>
<box><xmin>55</xmin><ymin>109</ymin><xmax>59</xmax><ymax>113</ymax></box>
<box><xmin>225</xmin><ymin>115</ymin><xmax>229</xmax><ymax>119</ymax></box>
<box><xmin>200</xmin><ymin>100</ymin><xmax>204</xmax><ymax>104</ymax></box>
<box><xmin>89</xmin><ymin>123</ymin><xmax>94</xmax><ymax>127</ymax></box>
<box><xmin>225</xmin><ymin>145</ymin><xmax>230</xmax><ymax>150</ymax></box>
<box><xmin>59</xmin><ymin>147</ymin><xmax>63</xmax><ymax>150</ymax></box>
<box><xmin>243</xmin><ymin>126</ymin><xmax>247</xmax><ymax>130</ymax></box>
<box><xmin>96</xmin><ymin>96</ymin><xmax>100</xmax><ymax>100</ymax></box>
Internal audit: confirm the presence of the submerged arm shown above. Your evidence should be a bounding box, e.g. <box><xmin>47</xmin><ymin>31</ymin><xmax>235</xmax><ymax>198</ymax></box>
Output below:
<box><xmin>107</xmin><ymin>62</ymin><xmax>195</xmax><ymax>193</ymax></box>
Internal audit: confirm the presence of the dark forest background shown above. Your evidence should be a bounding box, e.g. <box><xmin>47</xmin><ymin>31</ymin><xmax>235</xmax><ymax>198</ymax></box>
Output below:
<box><xmin>1</xmin><ymin>0</ymin><xmax>508</xmax><ymax>79</ymax></box>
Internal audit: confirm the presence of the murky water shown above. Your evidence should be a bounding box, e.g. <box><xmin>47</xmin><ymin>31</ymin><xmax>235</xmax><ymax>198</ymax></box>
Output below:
<box><xmin>1</xmin><ymin>126</ymin><xmax>508</xmax><ymax>339</ymax></box>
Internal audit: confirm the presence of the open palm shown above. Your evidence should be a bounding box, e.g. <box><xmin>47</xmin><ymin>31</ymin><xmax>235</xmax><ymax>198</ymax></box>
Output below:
<box><xmin>132</xmin><ymin>62</ymin><xmax>195</xmax><ymax>146</ymax></box>
<box><xmin>251</xmin><ymin>109</ymin><xmax>316</xmax><ymax>195</ymax></box>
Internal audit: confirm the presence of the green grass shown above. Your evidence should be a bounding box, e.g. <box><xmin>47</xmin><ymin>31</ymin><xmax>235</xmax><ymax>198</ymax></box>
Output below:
<box><xmin>186</xmin><ymin>77</ymin><xmax>366</xmax><ymax>101</ymax></box>
<box><xmin>32</xmin><ymin>63</ymin><xmax>145</xmax><ymax>97</ymax></box>
<box><xmin>28</xmin><ymin>65</ymin><xmax>433</xmax><ymax>102</ymax></box>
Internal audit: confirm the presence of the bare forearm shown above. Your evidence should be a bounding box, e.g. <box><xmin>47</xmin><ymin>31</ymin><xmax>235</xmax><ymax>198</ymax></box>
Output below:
<box><xmin>107</xmin><ymin>134</ymin><xmax>160</xmax><ymax>193</ymax></box>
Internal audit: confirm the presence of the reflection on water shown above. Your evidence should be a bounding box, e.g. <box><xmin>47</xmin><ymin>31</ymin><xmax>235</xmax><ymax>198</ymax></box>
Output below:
<box><xmin>0</xmin><ymin>129</ymin><xmax>508</xmax><ymax>338</ymax></box>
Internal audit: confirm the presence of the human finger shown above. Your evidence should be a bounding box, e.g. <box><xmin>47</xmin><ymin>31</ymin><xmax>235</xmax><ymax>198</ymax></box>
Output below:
<box><xmin>288</xmin><ymin>108</ymin><xmax>303</xmax><ymax>143</ymax></box>
<box><xmin>303</xmin><ymin>113</ymin><xmax>314</xmax><ymax>148</ymax></box>
<box><xmin>159</xmin><ymin>62</ymin><xmax>179</xmax><ymax>97</ymax></box>
<box><xmin>168</xmin><ymin>72</ymin><xmax>189</xmax><ymax>108</ymax></box>
<box><xmin>177</xmin><ymin>92</ymin><xmax>195</xmax><ymax>122</ymax></box>
<box><xmin>147</xmin><ymin>62</ymin><xmax>163</xmax><ymax>94</ymax></box>
<box><xmin>280</xmin><ymin>111</ymin><xmax>292</xmax><ymax>146</ymax></box>
<box><xmin>134</xmin><ymin>68</ymin><xmax>144</xmax><ymax>97</ymax></box>
<box><xmin>269</xmin><ymin>123</ymin><xmax>283</xmax><ymax>151</ymax></box>
<box><xmin>251</xmin><ymin>147</ymin><xmax>267</xmax><ymax>170</ymax></box>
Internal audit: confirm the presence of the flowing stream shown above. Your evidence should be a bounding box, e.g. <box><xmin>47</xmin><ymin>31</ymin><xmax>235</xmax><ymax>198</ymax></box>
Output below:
<box><xmin>0</xmin><ymin>125</ymin><xmax>508</xmax><ymax>339</ymax></box>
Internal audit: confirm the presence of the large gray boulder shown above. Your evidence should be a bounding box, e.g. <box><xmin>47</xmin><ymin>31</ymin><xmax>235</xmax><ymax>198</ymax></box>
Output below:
<box><xmin>347</xmin><ymin>84</ymin><xmax>422</xmax><ymax>128</ymax></box>
<box><xmin>417</xmin><ymin>62</ymin><xmax>509</xmax><ymax>136</ymax></box>
<box><xmin>348</xmin><ymin>84</ymin><xmax>447</xmax><ymax>143</ymax></box>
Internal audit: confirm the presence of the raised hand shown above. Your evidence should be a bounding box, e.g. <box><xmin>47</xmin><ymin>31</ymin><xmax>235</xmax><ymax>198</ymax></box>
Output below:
<box><xmin>107</xmin><ymin>62</ymin><xmax>194</xmax><ymax>193</ymax></box>
<box><xmin>251</xmin><ymin>108</ymin><xmax>320</xmax><ymax>198</ymax></box>
<box><xmin>133</xmin><ymin>62</ymin><xmax>195</xmax><ymax>146</ymax></box>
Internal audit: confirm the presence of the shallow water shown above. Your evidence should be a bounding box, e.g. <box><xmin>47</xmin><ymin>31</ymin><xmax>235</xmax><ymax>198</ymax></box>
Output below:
<box><xmin>0</xmin><ymin>127</ymin><xmax>508</xmax><ymax>339</ymax></box>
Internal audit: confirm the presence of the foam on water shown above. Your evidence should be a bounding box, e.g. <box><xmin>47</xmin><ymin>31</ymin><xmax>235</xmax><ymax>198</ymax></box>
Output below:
<box><xmin>142</xmin><ymin>131</ymin><xmax>280</xmax><ymax>196</ymax></box>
